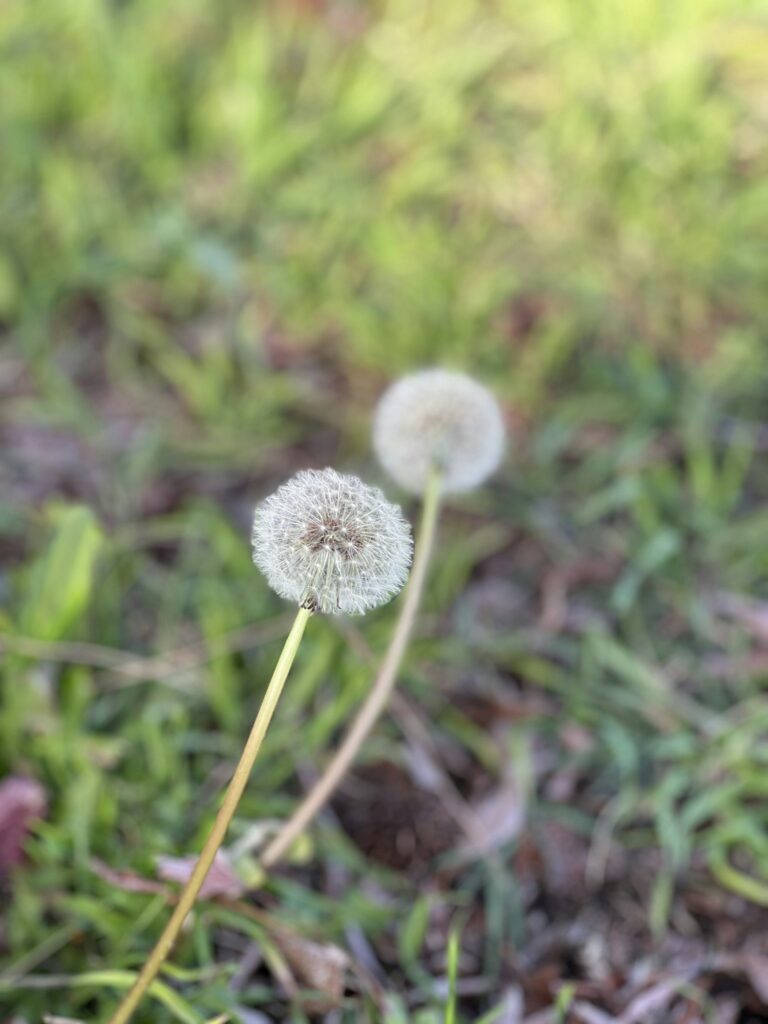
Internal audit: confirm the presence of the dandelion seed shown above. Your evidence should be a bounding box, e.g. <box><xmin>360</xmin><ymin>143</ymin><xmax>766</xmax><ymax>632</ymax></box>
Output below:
<box><xmin>373</xmin><ymin>369</ymin><xmax>505</xmax><ymax>494</ymax></box>
<box><xmin>252</xmin><ymin>468</ymin><xmax>413</xmax><ymax>615</ymax></box>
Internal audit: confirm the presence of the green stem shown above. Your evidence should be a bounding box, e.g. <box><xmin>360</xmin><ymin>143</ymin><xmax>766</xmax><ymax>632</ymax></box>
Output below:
<box><xmin>106</xmin><ymin>605</ymin><xmax>312</xmax><ymax>1024</ymax></box>
<box><xmin>259</xmin><ymin>469</ymin><xmax>443</xmax><ymax>869</ymax></box>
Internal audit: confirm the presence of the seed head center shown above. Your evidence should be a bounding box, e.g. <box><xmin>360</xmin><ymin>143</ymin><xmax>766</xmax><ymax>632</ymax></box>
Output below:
<box><xmin>303</xmin><ymin>515</ymin><xmax>365</xmax><ymax>559</ymax></box>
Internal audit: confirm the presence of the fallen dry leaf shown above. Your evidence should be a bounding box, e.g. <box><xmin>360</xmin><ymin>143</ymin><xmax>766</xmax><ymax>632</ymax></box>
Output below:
<box><xmin>616</xmin><ymin>972</ymin><xmax>695</xmax><ymax>1023</ymax></box>
<box><xmin>155</xmin><ymin>851</ymin><xmax>244</xmax><ymax>900</ymax></box>
<box><xmin>223</xmin><ymin>900</ymin><xmax>352</xmax><ymax>1010</ymax></box>
<box><xmin>269</xmin><ymin>926</ymin><xmax>349</xmax><ymax>1007</ymax></box>
<box><xmin>91</xmin><ymin>850</ymin><xmax>245</xmax><ymax>901</ymax></box>
<box><xmin>743</xmin><ymin>952</ymin><xmax>768</xmax><ymax>1003</ymax></box>
<box><xmin>90</xmin><ymin>859</ymin><xmax>167</xmax><ymax>894</ymax></box>
<box><xmin>492</xmin><ymin>985</ymin><xmax>524</xmax><ymax>1024</ymax></box>
<box><xmin>460</xmin><ymin>775</ymin><xmax>527</xmax><ymax>858</ymax></box>
<box><xmin>0</xmin><ymin>776</ymin><xmax>46</xmax><ymax>874</ymax></box>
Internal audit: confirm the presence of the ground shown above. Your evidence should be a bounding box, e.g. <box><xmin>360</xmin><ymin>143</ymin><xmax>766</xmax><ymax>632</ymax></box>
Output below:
<box><xmin>1</xmin><ymin>1</ymin><xmax>768</xmax><ymax>1022</ymax></box>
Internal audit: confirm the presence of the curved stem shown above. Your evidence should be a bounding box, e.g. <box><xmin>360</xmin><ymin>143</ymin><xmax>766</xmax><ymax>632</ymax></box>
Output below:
<box><xmin>106</xmin><ymin>606</ymin><xmax>312</xmax><ymax>1024</ymax></box>
<box><xmin>259</xmin><ymin>470</ymin><xmax>443</xmax><ymax>869</ymax></box>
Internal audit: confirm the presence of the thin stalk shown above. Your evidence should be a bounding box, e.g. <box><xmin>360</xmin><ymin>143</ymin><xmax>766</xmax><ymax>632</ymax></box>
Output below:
<box><xmin>259</xmin><ymin>470</ymin><xmax>443</xmax><ymax>869</ymax></box>
<box><xmin>106</xmin><ymin>606</ymin><xmax>312</xmax><ymax>1024</ymax></box>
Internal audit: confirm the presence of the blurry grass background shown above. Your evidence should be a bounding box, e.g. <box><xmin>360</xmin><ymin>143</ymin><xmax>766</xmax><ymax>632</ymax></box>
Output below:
<box><xmin>2</xmin><ymin>0</ymin><xmax>768</xmax><ymax>1021</ymax></box>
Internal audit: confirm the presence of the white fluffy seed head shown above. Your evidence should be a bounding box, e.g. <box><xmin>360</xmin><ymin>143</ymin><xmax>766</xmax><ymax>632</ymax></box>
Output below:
<box><xmin>373</xmin><ymin>369</ymin><xmax>505</xmax><ymax>494</ymax></box>
<box><xmin>252</xmin><ymin>468</ymin><xmax>413</xmax><ymax>615</ymax></box>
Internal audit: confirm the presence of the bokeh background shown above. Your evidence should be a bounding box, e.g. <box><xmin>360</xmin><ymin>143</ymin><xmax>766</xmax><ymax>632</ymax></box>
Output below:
<box><xmin>2</xmin><ymin>1</ymin><xmax>768</xmax><ymax>1021</ymax></box>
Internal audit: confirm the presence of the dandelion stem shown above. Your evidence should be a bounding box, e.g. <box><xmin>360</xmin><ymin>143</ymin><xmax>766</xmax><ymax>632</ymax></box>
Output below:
<box><xmin>259</xmin><ymin>468</ymin><xmax>443</xmax><ymax>869</ymax></box>
<box><xmin>106</xmin><ymin>605</ymin><xmax>312</xmax><ymax>1024</ymax></box>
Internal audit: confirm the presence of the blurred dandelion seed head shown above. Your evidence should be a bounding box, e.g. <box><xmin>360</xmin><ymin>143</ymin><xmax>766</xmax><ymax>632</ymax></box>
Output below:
<box><xmin>252</xmin><ymin>468</ymin><xmax>412</xmax><ymax>615</ymax></box>
<box><xmin>373</xmin><ymin>369</ymin><xmax>505</xmax><ymax>494</ymax></box>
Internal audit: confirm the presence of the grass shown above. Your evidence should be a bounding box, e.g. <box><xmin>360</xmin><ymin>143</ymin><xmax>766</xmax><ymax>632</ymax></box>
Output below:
<box><xmin>1</xmin><ymin>0</ymin><xmax>768</xmax><ymax>1020</ymax></box>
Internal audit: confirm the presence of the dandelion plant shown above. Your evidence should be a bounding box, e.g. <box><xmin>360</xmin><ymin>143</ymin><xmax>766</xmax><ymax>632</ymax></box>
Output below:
<box><xmin>260</xmin><ymin>370</ymin><xmax>504</xmax><ymax>868</ymax></box>
<box><xmin>253</xmin><ymin>469</ymin><xmax>412</xmax><ymax>615</ymax></box>
<box><xmin>373</xmin><ymin>368</ymin><xmax>505</xmax><ymax>495</ymax></box>
<box><xmin>107</xmin><ymin>469</ymin><xmax>412</xmax><ymax>1024</ymax></box>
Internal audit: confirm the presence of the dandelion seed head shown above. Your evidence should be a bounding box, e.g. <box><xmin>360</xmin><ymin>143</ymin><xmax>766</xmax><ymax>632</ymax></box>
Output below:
<box><xmin>252</xmin><ymin>469</ymin><xmax>412</xmax><ymax>615</ymax></box>
<box><xmin>373</xmin><ymin>369</ymin><xmax>505</xmax><ymax>493</ymax></box>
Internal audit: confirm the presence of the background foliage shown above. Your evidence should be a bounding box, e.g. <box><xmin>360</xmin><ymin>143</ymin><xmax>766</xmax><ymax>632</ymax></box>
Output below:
<box><xmin>2</xmin><ymin>0</ymin><xmax>768</xmax><ymax>1021</ymax></box>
